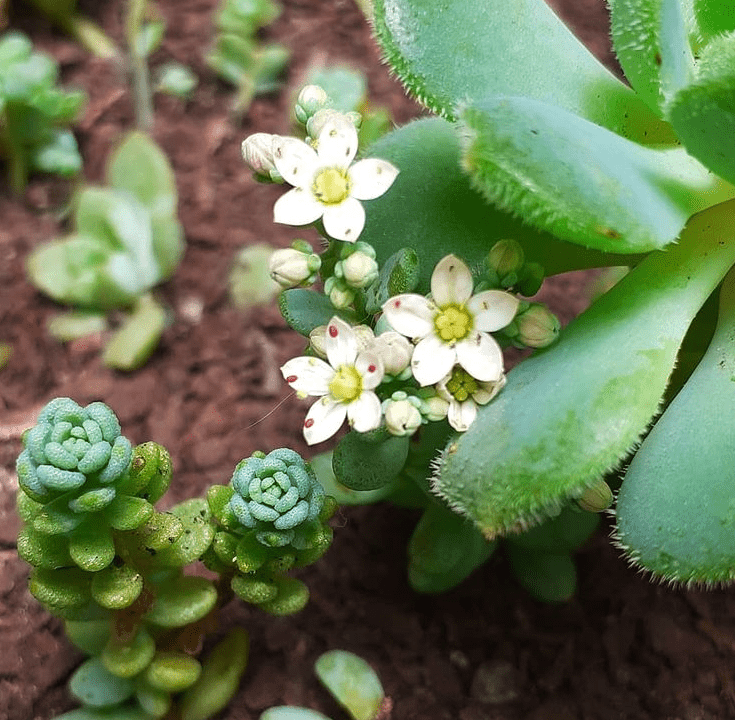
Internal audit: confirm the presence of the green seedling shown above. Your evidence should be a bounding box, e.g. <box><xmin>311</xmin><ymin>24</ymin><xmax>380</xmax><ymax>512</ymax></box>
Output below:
<box><xmin>15</xmin><ymin>398</ymin><xmax>336</xmax><ymax>720</ymax></box>
<box><xmin>24</xmin><ymin>0</ymin><xmax>118</xmax><ymax>58</ymax></box>
<box><xmin>0</xmin><ymin>30</ymin><xmax>85</xmax><ymax>193</ymax></box>
<box><xmin>26</xmin><ymin>130</ymin><xmax>184</xmax><ymax>370</ymax></box>
<box><xmin>206</xmin><ymin>0</ymin><xmax>289</xmax><ymax>116</ymax></box>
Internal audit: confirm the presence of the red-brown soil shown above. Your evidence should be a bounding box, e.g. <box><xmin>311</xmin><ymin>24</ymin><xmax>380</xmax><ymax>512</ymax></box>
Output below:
<box><xmin>2</xmin><ymin>1</ymin><xmax>734</xmax><ymax>719</ymax></box>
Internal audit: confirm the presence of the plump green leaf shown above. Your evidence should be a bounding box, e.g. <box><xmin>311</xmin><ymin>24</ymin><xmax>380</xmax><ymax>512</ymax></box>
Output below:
<box><xmin>610</xmin><ymin>0</ymin><xmax>696</xmax><ymax>116</ymax></box>
<box><xmin>104</xmin><ymin>495</ymin><xmax>154</xmax><ymax>531</ymax></box>
<box><xmin>505</xmin><ymin>506</ymin><xmax>599</xmax><ymax>554</ymax></box>
<box><xmin>65</xmin><ymin>619</ymin><xmax>112</xmax><ymax>656</ymax></box>
<box><xmin>145</xmin><ymin>576</ymin><xmax>217</xmax><ymax>628</ymax></box>
<box><xmin>47</xmin><ymin>310</ymin><xmax>108</xmax><ymax>342</ymax></box>
<box><xmin>408</xmin><ymin>502</ymin><xmax>496</xmax><ymax>593</ymax></box>
<box><xmin>669</xmin><ymin>32</ymin><xmax>735</xmax><ymax>186</ymax></box>
<box><xmin>309</xmin><ymin>451</ymin><xmax>395</xmax><ymax>505</ymax></box>
<box><xmin>31</xmin><ymin>129</ymin><xmax>83</xmax><ymax>176</ymax></box>
<box><xmin>134</xmin><ymin>678</ymin><xmax>171</xmax><ymax>718</ymax></box>
<box><xmin>155</xmin><ymin>61</ymin><xmax>199</xmax><ymax>98</ymax></box>
<box><xmin>259</xmin><ymin>576</ymin><xmax>309</xmax><ymax>616</ymax></box>
<box><xmin>102</xmin><ymin>294</ymin><xmax>167</xmax><ymax>371</ymax></box>
<box><xmin>315</xmin><ymin>650</ymin><xmax>384</xmax><ymax>720</ymax></box>
<box><xmin>616</xmin><ymin>266</ymin><xmax>735</xmax><ymax>584</ymax></box>
<box><xmin>459</xmin><ymin>96</ymin><xmax>733</xmax><ymax>253</ymax></box>
<box><xmin>332</xmin><ymin>429</ymin><xmax>409</xmax><ymax>491</ymax></box>
<box><xmin>303</xmin><ymin>64</ymin><xmax>366</xmax><ymax>114</ymax></box>
<box><xmin>91</xmin><ymin>563</ymin><xmax>143</xmax><ymax>610</ymax></box>
<box><xmin>505</xmin><ymin>546</ymin><xmax>577</xmax><ymax>603</ymax></box>
<box><xmin>433</xmin><ymin>200</ymin><xmax>735</xmax><ymax>537</ymax></box>
<box><xmin>153</xmin><ymin>498</ymin><xmax>215</xmax><ymax>567</ymax></box>
<box><xmin>260</xmin><ymin>709</ymin><xmax>332</xmax><ymax>720</ymax></box>
<box><xmin>229</xmin><ymin>244</ymin><xmax>281</xmax><ymax>308</ymax></box>
<box><xmin>69</xmin><ymin>525</ymin><xmax>116</xmax><ymax>572</ymax></box>
<box><xmin>102</xmin><ymin>627</ymin><xmax>156</xmax><ymax>678</ymax></box>
<box><xmin>16</xmin><ymin>524</ymin><xmax>71</xmax><ymax>568</ymax></box>
<box><xmin>54</xmin><ymin>706</ymin><xmax>151</xmax><ymax>720</ymax></box>
<box><xmin>278</xmin><ymin>289</ymin><xmax>358</xmax><ymax>336</ymax></box>
<box><xmin>360</xmin><ymin>119</ymin><xmax>640</xmax><ymax>292</ymax></box>
<box><xmin>70</xmin><ymin>657</ymin><xmax>135</xmax><ymax>707</ymax></box>
<box><xmin>179</xmin><ymin>628</ymin><xmax>249</xmax><ymax>720</ymax></box>
<box><xmin>144</xmin><ymin>652</ymin><xmax>202</xmax><ymax>693</ymax></box>
<box><xmin>371</xmin><ymin>0</ymin><xmax>672</xmax><ymax>143</ymax></box>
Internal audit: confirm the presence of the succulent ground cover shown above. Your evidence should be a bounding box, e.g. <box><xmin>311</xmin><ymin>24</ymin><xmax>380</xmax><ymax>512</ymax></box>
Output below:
<box><xmin>3</xmin><ymin>1</ymin><xmax>735</xmax><ymax>719</ymax></box>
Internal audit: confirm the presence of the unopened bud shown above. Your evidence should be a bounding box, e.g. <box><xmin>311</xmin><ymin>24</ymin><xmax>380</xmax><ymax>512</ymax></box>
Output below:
<box><xmin>306</xmin><ymin>109</ymin><xmax>356</xmax><ymax>145</ymax></box>
<box><xmin>324</xmin><ymin>276</ymin><xmax>355</xmax><ymax>309</ymax></box>
<box><xmin>241</xmin><ymin>133</ymin><xmax>283</xmax><ymax>182</ymax></box>
<box><xmin>577</xmin><ymin>480</ymin><xmax>613</xmax><ymax>513</ymax></box>
<box><xmin>269</xmin><ymin>245</ymin><xmax>321</xmax><ymax>289</ymax></box>
<box><xmin>368</xmin><ymin>331</ymin><xmax>412</xmax><ymax>375</ymax></box>
<box><xmin>515</xmin><ymin>303</ymin><xmax>560</xmax><ymax>348</ymax></box>
<box><xmin>487</xmin><ymin>239</ymin><xmax>524</xmax><ymax>281</ymax></box>
<box><xmin>295</xmin><ymin>84</ymin><xmax>330</xmax><ymax>125</ymax></box>
<box><xmin>417</xmin><ymin>391</ymin><xmax>449</xmax><ymax>422</ymax></box>
<box><xmin>341</xmin><ymin>251</ymin><xmax>379</xmax><ymax>288</ymax></box>
<box><xmin>382</xmin><ymin>393</ymin><xmax>422</xmax><ymax>437</ymax></box>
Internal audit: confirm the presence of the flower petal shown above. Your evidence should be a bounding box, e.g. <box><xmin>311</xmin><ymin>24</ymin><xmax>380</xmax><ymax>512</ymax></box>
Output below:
<box><xmin>382</xmin><ymin>294</ymin><xmax>435</xmax><ymax>339</ymax></box>
<box><xmin>322</xmin><ymin>197</ymin><xmax>365</xmax><ymax>242</ymax></box>
<box><xmin>274</xmin><ymin>187</ymin><xmax>323</xmax><ymax>227</ymax></box>
<box><xmin>316</xmin><ymin>118</ymin><xmax>358</xmax><ymax>167</ymax></box>
<box><xmin>355</xmin><ymin>351</ymin><xmax>384</xmax><ymax>390</ymax></box>
<box><xmin>473</xmin><ymin>374</ymin><xmax>507</xmax><ymax>405</ymax></box>
<box><xmin>349</xmin><ymin>158</ymin><xmax>399</xmax><ymax>200</ymax></box>
<box><xmin>346</xmin><ymin>391</ymin><xmax>382</xmax><ymax>432</ymax></box>
<box><xmin>456</xmin><ymin>332</ymin><xmax>504</xmax><ymax>382</ymax></box>
<box><xmin>303</xmin><ymin>396</ymin><xmax>347</xmax><ymax>445</ymax></box>
<box><xmin>325</xmin><ymin>317</ymin><xmax>358</xmax><ymax>369</ymax></box>
<box><xmin>273</xmin><ymin>137</ymin><xmax>318</xmax><ymax>187</ymax></box>
<box><xmin>431</xmin><ymin>254</ymin><xmax>474</xmax><ymax>306</ymax></box>
<box><xmin>447</xmin><ymin>398</ymin><xmax>477</xmax><ymax>432</ymax></box>
<box><xmin>281</xmin><ymin>356</ymin><xmax>334</xmax><ymax>396</ymax></box>
<box><xmin>411</xmin><ymin>334</ymin><xmax>456</xmax><ymax>386</ymax></box>
<box><xmin>468</xmin><ymin>290</ymin><xmax>520</xmax><ymax>332</ymax></box>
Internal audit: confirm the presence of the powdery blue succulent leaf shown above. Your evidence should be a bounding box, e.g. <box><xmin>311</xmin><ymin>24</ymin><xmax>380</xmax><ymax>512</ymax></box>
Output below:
<box><xmin>98</xmin><ymin>436</ymin><xmax>133</xmax><ymax>483</ymax></box>
<box><xmin>69</xmin><ymin>657</ymin><xmax>135</xmax><ymax>708</ymax></box>
<box><xmin>260</xmin><ymin>709</ymin><xmax>332</xmax><ymax>720</ymax></box>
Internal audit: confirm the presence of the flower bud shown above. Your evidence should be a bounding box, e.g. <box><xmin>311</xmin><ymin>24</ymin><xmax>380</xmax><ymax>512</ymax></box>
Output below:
<box><xmin>324</xmin><ymin>276</ymin><xmax>356</xmax><ymax>309</ymax></box>
<box><xmin>340</xmin><ymin>251</ymin><xmax>379</xmax><ymax>288</ymax></box>
<box><xmin>487</xmin><ymin>239</ymin><xmax>524</xmax><ymax>282</ymax></box>
<box><xmin>306</xmin><ymin>109</ymin><xmax>356</xmax><ymax>145</ymax></box>
<box><xmin>515</xmin><ymin>303</ymin><xmax>560</xmax><ymax>348</ymax></box>
<box><xmin>577</xmin><ymin>480</ymin><xmax>613</xmax><ymax>513</ymax></box>
<box><xmin>241</xmin><ymin>133</ymin><xmax>283</xmax><ymax>182</ymax></box>
<box><xmin>269</xmin><ymin>245</ymin><xmax>321</xmax><ymax>289</ymax></box>
<box><xmin>368</xmin><ymin>331</ymin><xmax>412</xmax><ymax>375</ymax></box>
<box><xmin>384</xmin><ymin>398</ymin><xmax>422</xmax><ymax>437</ymax></box>
<box><xmin>416</xmin><ymin>391</ymin><xmax>450</xmax><ymax>422</ymax></box>
<box><xmin>294</xmin><ymin>84</ymin><xmax>330</xmax><ymax>125</ymax></box>
<box><xmin>517</xmin><ymin>262</ymin><xmax>545</xmax><ymax>297</ymax></box>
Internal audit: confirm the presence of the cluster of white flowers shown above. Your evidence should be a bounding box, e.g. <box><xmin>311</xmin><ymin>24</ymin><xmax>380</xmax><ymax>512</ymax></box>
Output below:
<box><xmin>280</xmin><ymin>255</ymin><xmax>519</xmax><ymax>444</ymax></box>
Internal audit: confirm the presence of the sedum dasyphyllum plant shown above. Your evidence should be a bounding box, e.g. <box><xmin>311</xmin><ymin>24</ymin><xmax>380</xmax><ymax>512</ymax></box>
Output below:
<box><xmin>15</xmin><ymin>397</ymin><xmax>336</xmax><ymax>720</ymax></box>
<box><xmin>240</xmin><ymin>0</ymin><xmax>735</xmax><ymax>596</ymax></box>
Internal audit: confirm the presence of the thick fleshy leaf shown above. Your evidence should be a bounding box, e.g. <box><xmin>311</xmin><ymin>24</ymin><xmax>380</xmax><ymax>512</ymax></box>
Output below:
<box><xmin>315</xmin><ymin>650</ymin><xmax>384</xmax><ymax>720</ymax></box>
<box><xmin>505</xmin><ymin>506</ymin><xmax>599</xmax><ymax>555</ymax></box>
<box><xmin>260</xmin><ymin>709</ymin><xmax>332</xmax><ymax>720</ymax></box>
<box><xmin>693</xmin><ymin>0</ymin><xmax>735</xmax><ymax>39</ymax></box>
<box><xmin>459</xmin><ymin>96</ymin><xmax>733</xmax><ymax>253</ymax></box>
<box><xmin>91</xmin><ymin>563</ymin><xmax>144</xmax><ymax>610</ymax></box>
<box><xmin>29</xmin><ymin>567</ymin><xmax>92</xmax><ymax>609</ymax></box>
<box><xmin>505</xmin><ymin>546</ymin><xmax>577</xmax><ymax>603</ymax></box>
<box><xmin>433</xmin><ymin>200</ymin><xmax>735</xmax><ymax>537</ymax></box>
<box><xmin>70</xmin><ymin>657</ymin><xmax>135</xmax><ymax>707</ymax></box>
<box><xmin>371</xmin><ymin>0</ymin><xmax>672</xmax><ymax>143</ymax></box>
<box><xmin>408</xmin><ymin>502</ymin><xmax>496</xmax><ymax>593</ymax></box>
<box><xmin>360</xmin><ymin>119</ymin><xmax>645</xmax><ymax>293</ymax></box>
<box><xmin>278</xmin><ymin>288</ymin><xmax>357</xmax><ymax>336</ymax></box>
<box><xmin>610</xmin><ymin>0</ymin><xmax>696</xmax><ymax>116</ymax></box>
<box><xmin>179</xmin><ymin>628</ymin><xmax>249</xmax><ymax>720</ymax></box>
<box><xmin>615</xmin><ymin>267</ymin><xmax>735</xmax><ymax>584</ymax></box>
<box><xmin>144</xmin><ymin>652</ymin><xmax>202</xmax><ymax>693</ymax></box>
<box><xmin>65</xmin><ymin>619</ymin><xmax>112</xmax><ymax>656</ymax></box>
<box><xmin>69</xmin><ymin>525</ymin><xmax>115</xmax><ymax>572</ymax></box>
<box><xmin>153</xmin><ymin>498</ymin><xmax>215</xmax><ymax>567</ymax></box>
<box><xmin>102</xmin><ymin>627</ymin><xmax>157</xmax><ymax>678</ymax></box>
<box><xmin>145</xmin><ymin>576</ymin><xmax>217</xmax><ymax>628</ymax></box>
<box><xmin>259</xmin><ymin>576</ymin><xmax>309</xmax><ymax>616</ymax></box>
<box><xmin>669</xmin><ymin>32</ymin><xmax>735</xmax><ymax>186</ymax></box>
<box><xmin>332</xmin><ymin>429</ymin><xmax>409</xmax><ymax>491</ymax></box>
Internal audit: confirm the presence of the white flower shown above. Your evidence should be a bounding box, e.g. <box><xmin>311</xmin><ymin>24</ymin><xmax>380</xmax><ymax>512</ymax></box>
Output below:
<box><xmin>281</xmin><ymin>317</ymin><xmax>384</xmax><ymax>445</ymax></box>
<box><xmin>382</xmin><ymin>254</ymin><xmax>519</xmax><ymax>386</ymax></box>
<box><xmin>271</xmin><ymin>118</ymin><xmax>399</xmax><ymax>242</ymax></box>
<box><xmin>437</xmin><ymin>367</ymin><xmax>506</xmax><ymax>432</ymax></box>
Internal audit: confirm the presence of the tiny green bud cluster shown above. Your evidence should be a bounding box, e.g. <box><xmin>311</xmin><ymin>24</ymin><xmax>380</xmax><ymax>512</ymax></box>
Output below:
<box><xmin>477</xmin><ymin>239</ymin><xmax>545</xmax><ymax>297</ymax></box>
<box><xmin>333</xmin><ymin>241</ymin><xmax>379</xmax><ymax>289</ymax></box>
<box><xmin>503</xmin><ymin>301</ymin><xmax>561</xmax><ymax>348</ymax></box>
<box><xmin>269</xmin><ymin>239</ymin><xmax>322</xmax><ymax>289</ymax></box>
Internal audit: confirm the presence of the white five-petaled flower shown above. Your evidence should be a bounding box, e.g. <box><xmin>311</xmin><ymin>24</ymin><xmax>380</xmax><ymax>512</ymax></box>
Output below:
<box><xmin>437</xmin><ymin>367</ymin><xmax>506</xmax><ymax>432</ymax></box>
<box><xmin>272</xmin><ymin>117</ymin><xmax>399</xmax><ymax>242</ymax></box>
<box><xmin>281</xmin><ymin>317</ymin><xmax>385</xmax><ymax>445</ymax></box>
<box><xmin>382</xmin><ymin>254</ymin><xmax>520</xmax><ymax>386</ymax></box>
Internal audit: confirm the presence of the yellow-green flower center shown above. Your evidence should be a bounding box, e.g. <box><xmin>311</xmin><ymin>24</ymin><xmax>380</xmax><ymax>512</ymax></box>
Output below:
<box><xmin>312</xmin><ymin>168</ymin><xmax>350</xmax><ymax>205</ymax></box>
<box><xmin>434</xmin><ymin>304</ymin><xmax>473</xmax><ymax>343</ymax></box>
<box><xmin>329</xmin><ymin>365</ymin><xmax>362</xmax><ymax>402</ymax></box>
<box><xmin>445</xmin><ymin>367</ymin><xmax>478</xmax><ymax>402</ymax></box>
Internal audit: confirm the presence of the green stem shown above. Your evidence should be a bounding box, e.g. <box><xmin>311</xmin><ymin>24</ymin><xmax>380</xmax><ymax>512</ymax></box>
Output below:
<box><xmin>125</xmin><ymin>0</ymin><xmax>154</xmax><ymax>131</ymax></box>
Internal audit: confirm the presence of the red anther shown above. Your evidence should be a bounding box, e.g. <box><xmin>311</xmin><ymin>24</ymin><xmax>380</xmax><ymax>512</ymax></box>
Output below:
<box><xmin>329</xmin><ymin>325</ymin><xmax>338</xmax><ymax>337</ymax></box>
<box><xmin>368</xmin><ymin>364</ymin><xmax>376</xmax><ymax>373</ymax></box>
<box><xmin>286</xmin><ymin>375</ymin><xmax>297</xmax><ymax>383</ymax></box>
<box><xmin>394</xmin><ymin>299</ymin><xmax>401</xmax><ymax>308</ymax></box>
<box><xmin>304</xmin><ymin>418</ymin><xmax>315</xmax><ymax>428</ymax></box>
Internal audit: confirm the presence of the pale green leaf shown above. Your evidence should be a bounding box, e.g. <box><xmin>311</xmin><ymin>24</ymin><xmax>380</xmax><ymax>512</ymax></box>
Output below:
<box><xmin>102</xmin><ymin>294</ymin><xmax>166</xmax><ymax>371</ymax></box>
<box><xmin>315</xmin><ymin>650</ymin><xmax>384</xmax><ymax>720</ymax></box>
<box><xmin>70</xmin><ymin>657</ymin><xmax>135</xmax><ymax>708</ymax></box>
<box><xmin>145</xmin><ymin>576</ymin><xmax>217</xmax><ymax>628</ymax></box>
<box><xmin>433</xmin><ymin>199</ymin><xmax>735</xmax><ymax>537</ymax></box>
<box><xmin>372</xmin><ymin>0</ymin><xmax>673</xmax><ymax>143</ymax></box>
<box><xmin>47</xmin><ymin>310</ymin><xmax>108</xmax><ymax>342</ymax></box>
<box><xmin>458</xmin><ymin>96</ymin><xmax>733</xmax><ymax>253</ymax></box>
<box><xmin>360</xmin><ymin>118</ymin><xmax>645</xmax><ymax>293</ymax></box>
<box><xmin>260</xmin><ymin>708</ymin><xmax>332</xmax><ymax>720</ymax></box>
<box><xmin>615</xmin><ymin>266</ymin><xmax>735</xmax><ymax>584</ymax></box>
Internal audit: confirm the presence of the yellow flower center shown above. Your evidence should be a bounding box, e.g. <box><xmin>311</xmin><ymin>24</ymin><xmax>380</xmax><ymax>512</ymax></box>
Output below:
<box><xmin>445</xmin><ymin>367</ymin><xmax>478</xmax><ymax>402</ymax></box>
<box><xmin>312</xmin><ymin>168</ymin><xmax>350</xmax><ymax>205</ymax></box>
<box><xmin>434</xmin><ymin>304</ymin><xmax>473</xmax><ymax>343</ymax></box>
<box><xmin>329</xmin><ymin>365</ymin><xmax>362</xmax><ymax>402</ymax></box>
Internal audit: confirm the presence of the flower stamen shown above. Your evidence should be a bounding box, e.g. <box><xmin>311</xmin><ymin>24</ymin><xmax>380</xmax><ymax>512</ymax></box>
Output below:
<box><xmin>312</xmin><ymin>167</ymin><xmax>350</xmax><ymax>205</ymax></box>
<box><xmin>434</xmin><ymin>304</ymin><xmax>473</xmax><ymax>343</ymax></box>
<box><xmin>328</xmin><ymin>365</ymin><xmax>363</xmax><ymax>402</ymax></box>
